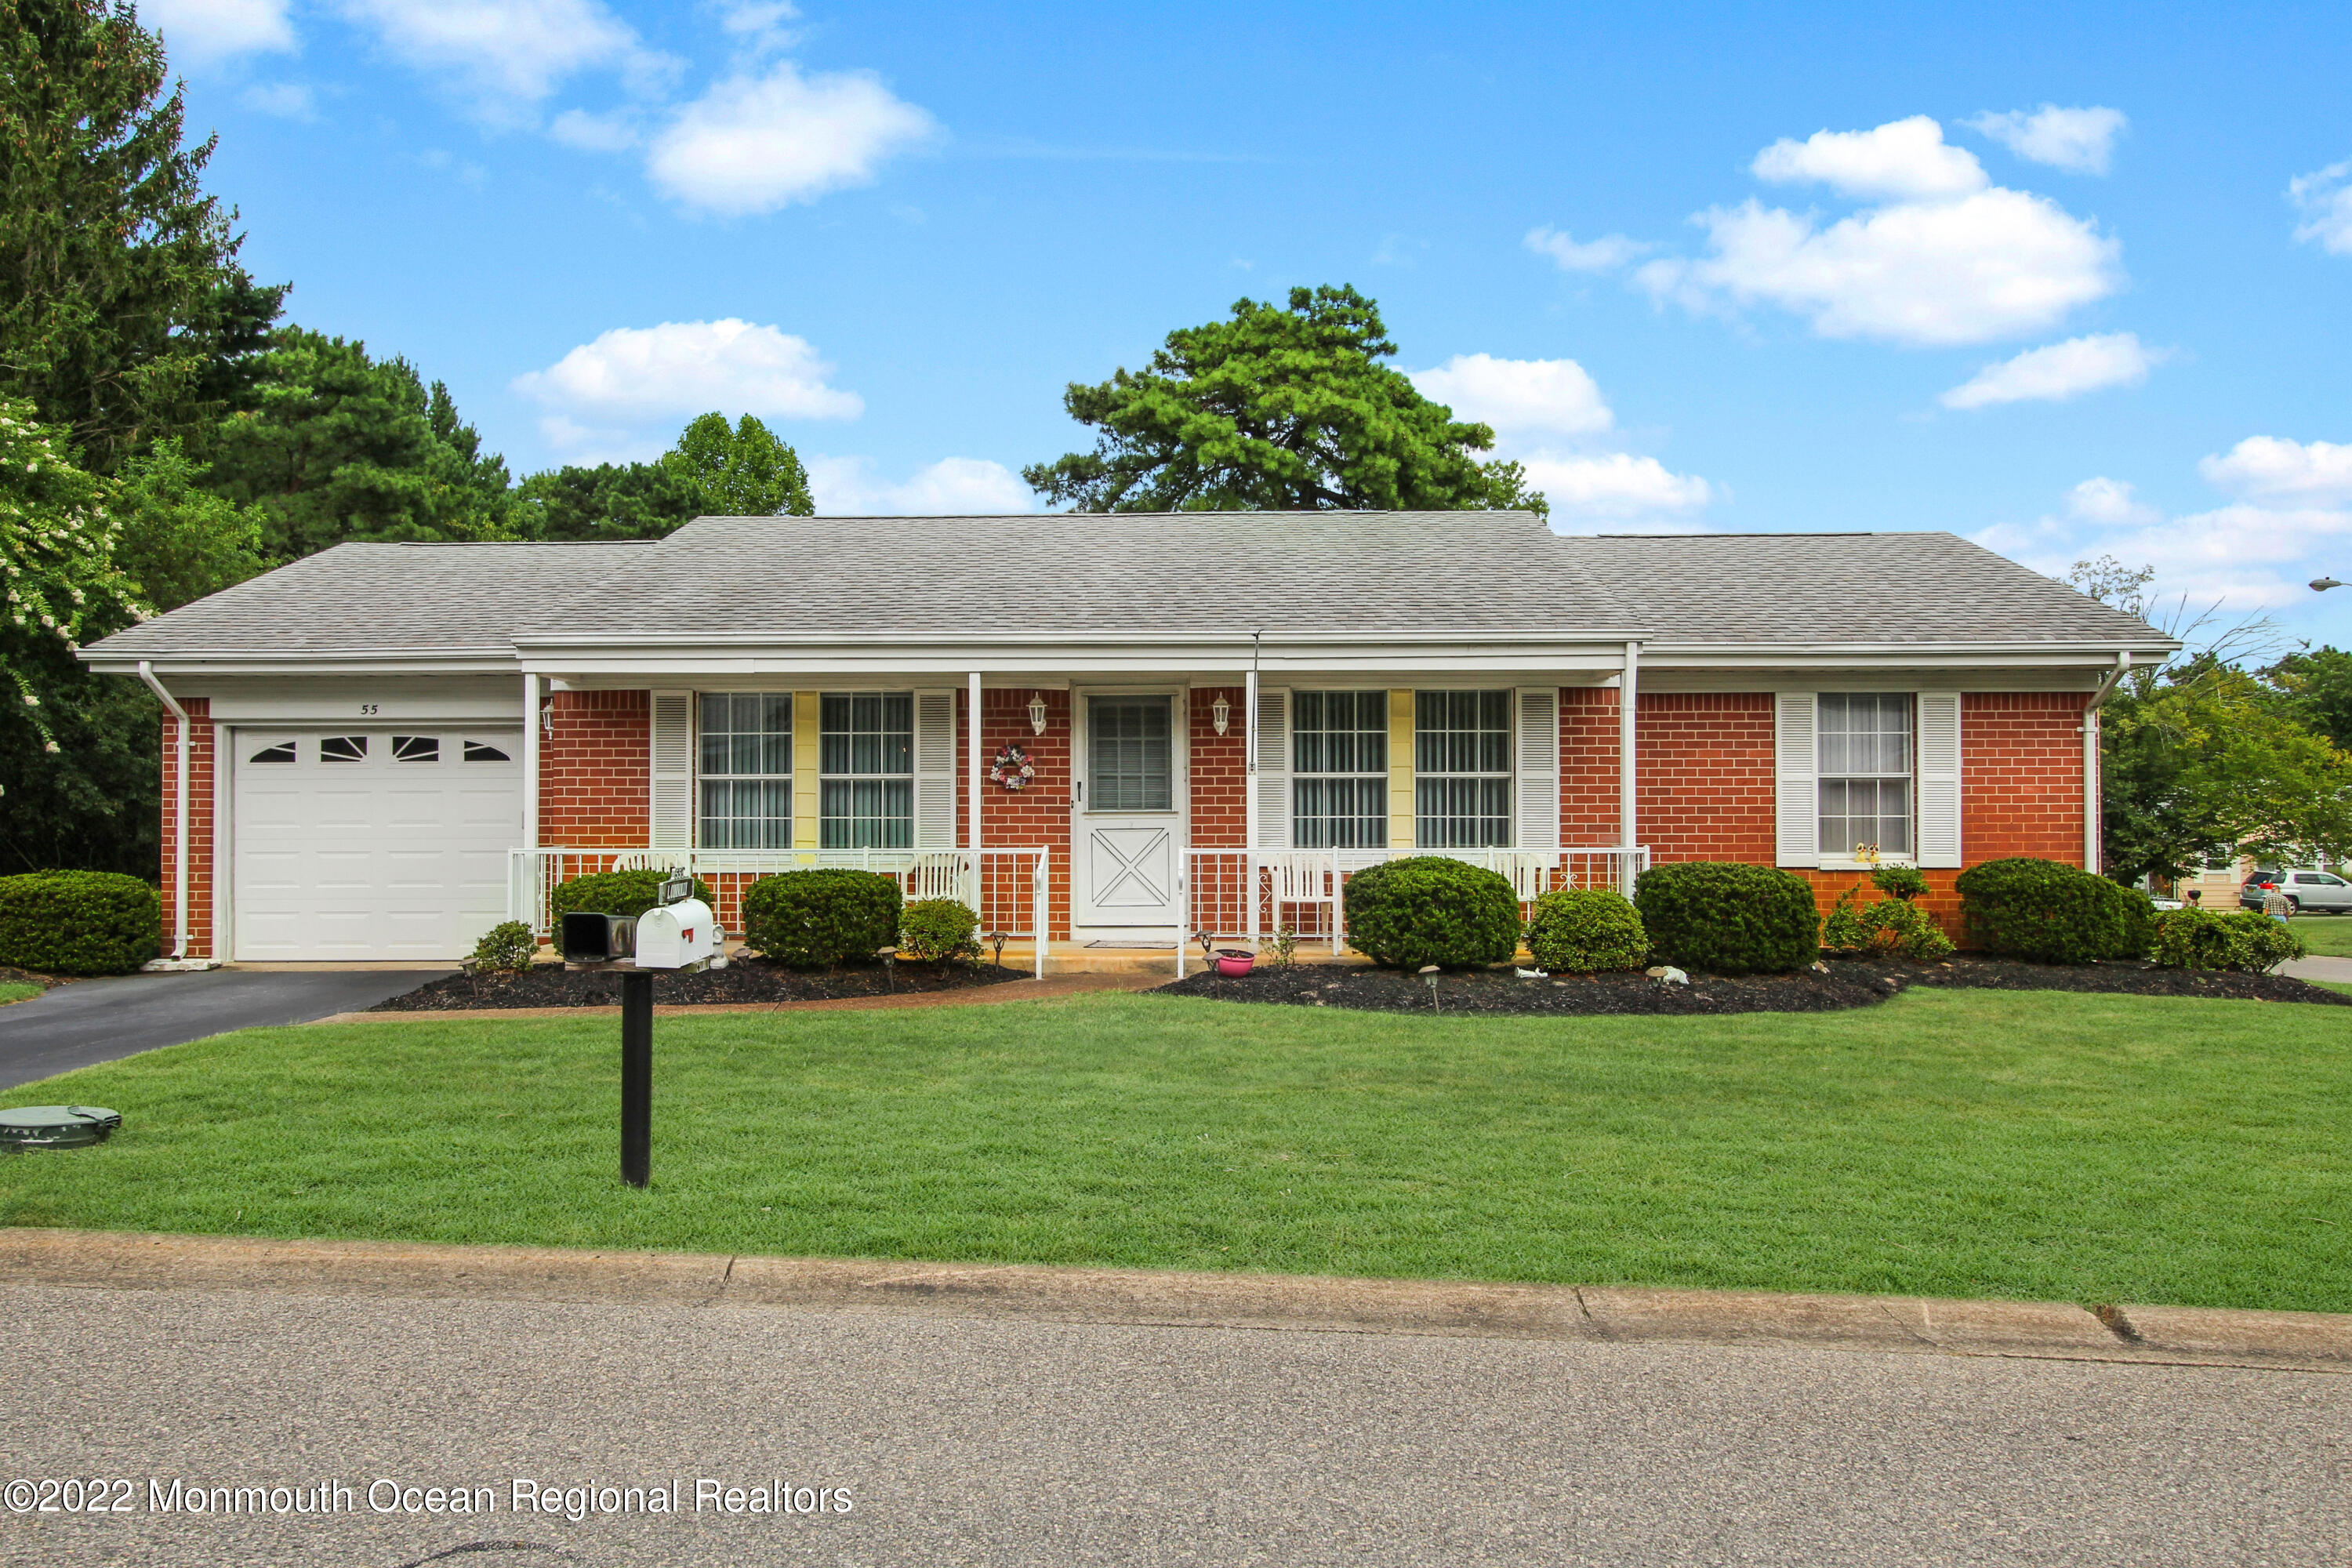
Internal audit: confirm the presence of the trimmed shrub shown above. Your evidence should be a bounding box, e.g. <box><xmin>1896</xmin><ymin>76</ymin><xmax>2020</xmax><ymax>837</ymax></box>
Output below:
<box><xmin>2150</xmin><ymin>907</ymin><xmax>2304</xmax><ymax>972</ymax></box>
<box><xmin>1870</xmin><ymin>863</ymin><xmax>1930</xmax><ymax>902</ymax></box>
<box><xmin>549</xmin><ymin>869</ymin><xmax>714</xmax><ymax>921</ymax></box>
<box><xmin>469</xmin><ymin>920</ymin><xmax>538</xmax><ymax>973</ymax></box>
<box><xmin>1823</xmin><ymin>885</ymin><xmax>1955</xmax><ymax>960</ymax></box>
<box><xmin>1342</xmin><ymin>856</ymin><xmax>1522</xmax><ymax>969</ymax></box>
<box><xmin>1635</xmin><ymin>861</ymin><xmax>1820</xmax><ymax>975</ymax></box>
<box><xmin>742</xmin><ymin>869</ymin><xmax>902</xmax><ymax>966</ymax></box>
<box><xmin>900</xmin><ymin>898</ymin><xmax>979</xmax><ymax>962</ymax></box>
<box><xmin>0</xmin><ymin>870</ymin><xmax>161</xmax><ymax>975</ymax></box>
<box><xmin>1955</xmin><ymin>858</ymin><xmax>2154</xmax><ymax>964</ymax></box>
<box><xmin>1526</xmin><ymin>888</ymin><xmax>1649</xmax><ymax>973</ymax></box>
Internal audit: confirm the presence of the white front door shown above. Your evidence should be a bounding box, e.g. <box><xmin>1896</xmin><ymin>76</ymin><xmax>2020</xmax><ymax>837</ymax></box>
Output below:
<box><xmin>231</xmin><ymin>728</ymin><xmax>522</xmax><ymax>960</ymax></box>
<box><xmin>1073</xmin><ymin>693</ymin><xmax>1183</xmax><ymax>935</ymax></box>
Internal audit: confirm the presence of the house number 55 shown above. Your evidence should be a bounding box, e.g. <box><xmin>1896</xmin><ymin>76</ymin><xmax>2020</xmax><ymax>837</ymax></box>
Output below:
<box><xmin>359</xmin><ymin>703</ymin><xmax>379</xmax><ymax>715</ymax></box>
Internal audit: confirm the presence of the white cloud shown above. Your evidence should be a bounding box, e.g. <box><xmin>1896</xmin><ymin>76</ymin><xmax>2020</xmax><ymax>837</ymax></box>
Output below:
<box><xmin>1751</xmin><ymin>114</ymin><xmax>1987</xmax><ymax>200</ymax></box>
<box><xmin>549</xmin><ymin>107</ymin><xmax>641</xmax><ymax>151</ymax></box>
<box><xmin>146</xmin><ymin>0</ymin><xmax>294</xmax><ymax>64</ymax></box>
<box><xmin>719</xmin><ymin>0</ymin><xmax>799</xmax><ymax>55</ymax></box>
<box><xmin>1965</xmin><ymin>106</ymin><xmax>2128</xmax><ymax>175</ymax></box>
<box><xmin>1940</xmin><ymin>332</ymin><xmax>2162</xmax><ymax>409</ymax></box>
<box><xmin>1524</xmin><ymin>227</ymin><xmax>1647</xmax><ymax>272</ymax></box>
<box><xmin>1977</xmin><ymin>442</ymin><xmax>2352</xmax><ymax>614</ymax></box>
<box><xmin>1409</xmin><ymin>354</ymin><xmax>1614</xmax><ymax>440</ymax></box>
<box><xmin>337</xmin><ymin>0</ymin><xmax>674</xmax><ymax>120</ymax></box>
<box><xmin>1639</xmin><ymin>175</ymin><xmax>2122</xmax><ymax>346</ymax></box>
<box><xmin>2197</xmin><ymin>436</ymin><xmax>2352</xmax><ymax>503</ymax></box>
<box><xmin>1519</xmin><ymin>452</ymin><xmax>1713</xmax><ymax>524</ymax></box>
<box><xmin>806</xmin><ymin>456</ymin><xmax>1033</xmax><ymax>515</ymax></box>
<box><xmin>2065</xmin><ymin>477</ymin><xmax>2157</xmax><ymax>526</ymax></box>
<box><xmin>2289</xmin><ymin>161</ymin><xmax>2352</xmax><ymax>256</ymax></box>
<box><xmin>240</xmin><ymin>82</ymin><xmax>315</xmax><ymax>119</ymax></box>
<box><xmin>512</xmin><ymin>319</ymin><xmax>864</xmax><ymax>423</ymax></box>
<box><xmin>644</xmin><ymin>62</ymin><xmax>935</xmax><ymax>215</ymax></box>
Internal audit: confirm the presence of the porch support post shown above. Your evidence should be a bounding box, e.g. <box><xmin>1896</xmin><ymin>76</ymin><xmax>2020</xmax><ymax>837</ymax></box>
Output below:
<box><xmin>1244</xmin><ymin>666</ymin><xmax>1259</xmax><ymax>944</ymax></box>
<box><xmin>967</xmin><ymin>672</ymin><xmax>982</xmax><ymax>854</ymax></box>
<box><xmin>522</xmin><ymin>672</ymin><xmax>541</xmax><ymax>853</ymax></box>
<box><xmin>1618</xmin><ymin>641</ymin><xmax>1639</xmax><ymax>895</ymax></box>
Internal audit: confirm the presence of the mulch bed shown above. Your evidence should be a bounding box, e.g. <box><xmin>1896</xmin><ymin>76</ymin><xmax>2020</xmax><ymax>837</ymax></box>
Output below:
<box><xmin>0</xmin><ymin>966</ymin><xmax>55</xmax><ymax>993</ymax></box>
<box><xmin>1150</xmin><ymin>952</ymin><xmax>2351</xmax><ymax>1018</ymax></box>
<box><xmin>371</xmin><ymin>956</ymin><xmax>1030</xmax><ymax>1011</ymax></box>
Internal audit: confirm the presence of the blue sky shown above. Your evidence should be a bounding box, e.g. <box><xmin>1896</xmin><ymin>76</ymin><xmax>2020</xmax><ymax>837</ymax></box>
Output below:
<box><xmin>154</xmin><ymin>0</ymin><xmax>2352</xmax><ymax>643</ymax></box>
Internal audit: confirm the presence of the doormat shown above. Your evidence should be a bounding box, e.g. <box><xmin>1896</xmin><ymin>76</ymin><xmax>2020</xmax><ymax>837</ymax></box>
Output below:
<box><xmin>1083</xmin><ymin>940</ymin><xmax>1178</xmax><ymax>949</ymax></box>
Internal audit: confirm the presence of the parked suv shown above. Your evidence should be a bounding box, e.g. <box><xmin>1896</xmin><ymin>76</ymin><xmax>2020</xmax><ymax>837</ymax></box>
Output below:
<box><xmin>2239</xmin><ymin>869</ymin><xmax>2352</xmax><ymax>913</ymax></box>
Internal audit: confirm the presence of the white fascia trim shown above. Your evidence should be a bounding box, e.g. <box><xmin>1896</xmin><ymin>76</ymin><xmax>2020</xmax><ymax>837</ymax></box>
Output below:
<box><xmin>82</xmin><ymin>653</ymin><xmax>522</xmax><ymax>677</ymax></box>
<box><xmin>1643</xmin><ymin>640</ymin><xmax>2179</xmax><ymax>665</ymax></box>
<box><xmin>508</xmin><ymin>627</ymin><xmax>1659</xmax><ymax>648</ymax></box>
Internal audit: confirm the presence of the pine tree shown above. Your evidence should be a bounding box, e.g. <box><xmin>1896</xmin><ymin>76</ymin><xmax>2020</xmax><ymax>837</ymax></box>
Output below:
<box><xmin>0</xmin><ymin>0</ymin><xmax>261</xmax><ymax>470</ymax></box>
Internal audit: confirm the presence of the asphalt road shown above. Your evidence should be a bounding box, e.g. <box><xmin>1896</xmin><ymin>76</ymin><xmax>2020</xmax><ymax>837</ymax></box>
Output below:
<box><xmin>0</xmin><ymin>969</ymin><xmax>447</xmax><ymax>1091</ymax></box>
<box><xmin>2</xmin><ymin>1282</ymin><xmax>2345</xmax><ymax>1566</ymax></box>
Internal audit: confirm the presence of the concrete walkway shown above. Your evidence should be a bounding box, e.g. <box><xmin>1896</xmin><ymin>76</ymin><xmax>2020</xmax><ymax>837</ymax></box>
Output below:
<box><xmin>2281</xmin><ymin>954</ymin><xmax>2352</xmax><ymax>983</ymax></box>
<box><xmin>0</xmin><ymin>967</ymin><xmax>453</xmax><ymax>1091</ymax></box>
<box><xmin>4</xmin><ymin>1229</ymin><xmax>2349</xmax><ymax>1566</ymax></box>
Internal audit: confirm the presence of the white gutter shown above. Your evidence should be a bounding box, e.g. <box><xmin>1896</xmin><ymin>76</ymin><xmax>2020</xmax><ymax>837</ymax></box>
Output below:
<box><xmin>2081</xmin><ymin>652</ymin><xmax>2133</xmax><ymax>873</ymax></box>
<box><xmin>136</xmin><ymin>660</ymin><xmax>191</xmax><ymax>960</ymax></box>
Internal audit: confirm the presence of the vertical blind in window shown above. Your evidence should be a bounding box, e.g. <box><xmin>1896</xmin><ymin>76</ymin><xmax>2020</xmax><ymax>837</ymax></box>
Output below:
<box><xmin>821</xmin><ymin>692</ymin><xmax>914</xmax><ymax>848</ymax></box>
<box><xmin>1414</xmin><ymin>690</ymin><xmax>1512</xmax><ymax>848</ymax></box>
<box><xmin>1291</xmin><ymin>691</ymin><xmax>1388</xmax><ymax>848</ymax></box>
<box><xmin>699</xmin><ymin>693</ymin><xmax>793</xmax><ymax>848</ymax></box>
<box><xmin>1817</xmin><ymin>693</ymin><xmax>1913</xmax><ymax>858</ymax></box>
<box><xmin>1087</xmin><ymin>697</ymin><xmax>1173</xmax><ymax>811</ymax></box>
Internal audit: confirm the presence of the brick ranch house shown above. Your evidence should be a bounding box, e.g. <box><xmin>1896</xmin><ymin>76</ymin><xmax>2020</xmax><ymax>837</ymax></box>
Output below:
<box><xmin>81</xmin><ymin>510</ymin><xmax>2176</xmax><ymax>967</ymax></box>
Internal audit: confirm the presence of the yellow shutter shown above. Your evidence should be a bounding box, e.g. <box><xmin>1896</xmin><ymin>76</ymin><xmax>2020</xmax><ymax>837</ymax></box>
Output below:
<box><xmin>1388</xmin><ymin>688</ymin><xmax>1415</xmax><ymax>849</ymax></box>
<box><xmin>793</xmin><ymin>691</ymin><xmax>821</xmax><ymax>850</ymax></box>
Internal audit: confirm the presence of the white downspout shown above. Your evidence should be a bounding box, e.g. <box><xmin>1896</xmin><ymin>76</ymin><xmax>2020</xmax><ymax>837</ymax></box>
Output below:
<box><xmin>1619</xmin><ymin>641</ymin><xmax>1640</xmax><ymax>895</ymax></box>
<box><xmin>967</xmin><ymin>671</ymin><xmax>982</xmax><ymax>856</ymax></box>
<box><xmin>1245</xmin><ymin>639</ymin><xmax>1261</xmax><ymax>948</ymax></box>
<box><xmin>522</xmin><ymin>672</ymin><xmax>541</xmax><ymax>854</ymax></box>
<box><xmin>2082</xmin><ymin>652</ymin><xmax>2132</xmax><ymax>874</ymax></box>
<box><xmin>136</xmin><ymin>661</ymin><xmax>190</xmax><ymax>960</ymax></box>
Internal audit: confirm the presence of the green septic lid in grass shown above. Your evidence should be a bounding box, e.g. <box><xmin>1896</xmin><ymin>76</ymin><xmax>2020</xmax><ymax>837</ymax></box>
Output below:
<box><xmin>0</xmin><ymin>1106</ymin><xmax>122</xmax><ymax>1150</ymax></box>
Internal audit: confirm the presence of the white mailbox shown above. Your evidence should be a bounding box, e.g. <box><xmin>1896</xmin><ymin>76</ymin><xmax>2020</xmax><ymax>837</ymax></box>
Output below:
<box><xmin>634</xmin><ymin>898</ymin><xmax>720</xmax><ymax>970</ymax></box>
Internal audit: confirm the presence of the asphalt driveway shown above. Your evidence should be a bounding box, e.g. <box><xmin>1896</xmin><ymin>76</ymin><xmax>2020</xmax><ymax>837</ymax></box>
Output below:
<box><xmin>0</xmin><ymin>968</ymin><xmax>447</xmax><ymax>1091</ymax></box>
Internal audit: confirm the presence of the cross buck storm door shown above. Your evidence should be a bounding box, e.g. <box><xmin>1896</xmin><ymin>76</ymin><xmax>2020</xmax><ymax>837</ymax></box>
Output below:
<box><xmin>1073</xmin><ymin>691</ymin><xmax>1182</xmax><ymax>931</ymax></box>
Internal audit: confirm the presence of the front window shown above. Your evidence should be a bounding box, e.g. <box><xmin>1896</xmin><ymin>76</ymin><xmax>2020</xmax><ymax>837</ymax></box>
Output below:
<box><xmin>1414</xmin><ymin>690</ymin><xmax>1512</xmax><ymax>848</ymax></box>
<box><xmin>821</xmin><ymin>692</ymin><xmax>913</xmax><ymax>848</ymax></box>
<box><xmin>700</xmin><ymin>693</ymin><xmax>793</xmax><ymax>848</ymax></box>
<box><xmin>1817</xmin><ymin>693</ymin><xmax>1913</xmax><ymax>858</ymax></box>
<box><xmin>1293</xmin><ymin>691</ymin><xmax>1388</xmax><ymax>848</ymax></box>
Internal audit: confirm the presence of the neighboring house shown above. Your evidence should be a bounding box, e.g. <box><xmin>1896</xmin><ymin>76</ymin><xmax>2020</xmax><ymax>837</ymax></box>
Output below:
<box><xmin>80</xmin><ymin>511</ymin><xmax>2176</xmax><ymax>964</ymax></box>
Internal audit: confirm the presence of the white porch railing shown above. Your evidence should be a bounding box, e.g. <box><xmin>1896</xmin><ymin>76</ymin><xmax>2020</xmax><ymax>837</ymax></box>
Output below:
<box><xmin>507</xmin><ymin>846</ymin><xmax>1053</xmax><ymax>978</ymax></box>
<box><xmin>1174</xmin><ymin>845</ymin><xmax>1651</xmax><ymax>977</ymax></box>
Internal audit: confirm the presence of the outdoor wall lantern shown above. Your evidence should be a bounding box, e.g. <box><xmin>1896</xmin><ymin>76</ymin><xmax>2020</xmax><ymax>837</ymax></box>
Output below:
<box><xmin>1028</xmin><ymin>692</ymin><xmax>1048</xmax><ymax>735</ymax></box>
<box><xmin>1211</xmin><ymin>693</ymin><xmax>1231</xmax><ymax>736</ymax></box>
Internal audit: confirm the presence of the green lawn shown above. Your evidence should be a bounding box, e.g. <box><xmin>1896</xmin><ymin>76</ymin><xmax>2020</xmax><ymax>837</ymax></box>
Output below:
<box><xmin>3</xmin><ymin>989</ymin><xmax>2348</xmax><ymax>1312</ymax></box>
<box><xmin>2288</xmin><ymin>914</ymin><xmax>2352</xmax><ymax>957</ymax></box>
<box><xmin>0</xmin><ymin>982</ymin><xmax>42</xmax><ymax>1007</ymax></box>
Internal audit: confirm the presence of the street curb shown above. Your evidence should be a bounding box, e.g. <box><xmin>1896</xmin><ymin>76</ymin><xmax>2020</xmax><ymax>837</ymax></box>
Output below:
<box><xmin>3</xmin><ymin>1228</ymin><xmax>2347</xmax><ymax>1372</ymax></box>
<box><xmin>307</xmin><ymin>971</ymin><xmax>1156</xmax><ymax>1025</ymax></box>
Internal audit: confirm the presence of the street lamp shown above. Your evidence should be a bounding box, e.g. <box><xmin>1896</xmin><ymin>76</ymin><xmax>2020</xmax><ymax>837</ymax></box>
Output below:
<box><xmin>2314</xmin><ymin>578</ymin><xmax>2344</xmax><ymax>592</ymax></box>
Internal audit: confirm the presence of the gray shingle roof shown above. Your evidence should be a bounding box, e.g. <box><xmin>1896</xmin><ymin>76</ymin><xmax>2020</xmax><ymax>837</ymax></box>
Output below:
<box><xmin>82</xmin><ymin>514</ymin><xmax>2173</xmax><ymax>662</ymax></box>
<box><xmin>1573</xmin><ymin>531</ymin><xmax>2171</xmax><ymax>647</ymax></box>
<box><xmin>517</xmin><ymin>510</ymin><xmax>1627</xmax><ymax>640</ymax></box>
<box><xmin>84</xmin><ymin>539</ymin><xmax>659</xmax><ymax>659</ymax></box>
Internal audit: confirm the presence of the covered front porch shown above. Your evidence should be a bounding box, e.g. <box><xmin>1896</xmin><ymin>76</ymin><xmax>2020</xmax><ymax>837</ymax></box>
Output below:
<box><xmin>510</xmin><ymin>638</ymin><xmax>1653</xmax><ymax>975</ymax></box>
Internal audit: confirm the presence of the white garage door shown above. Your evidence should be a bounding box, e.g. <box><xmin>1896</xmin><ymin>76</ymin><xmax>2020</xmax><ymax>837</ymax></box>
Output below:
<box><xmin>233</xmin><ymin>729</ymin><xmax>524</xmax><ymax>961</ymax></box>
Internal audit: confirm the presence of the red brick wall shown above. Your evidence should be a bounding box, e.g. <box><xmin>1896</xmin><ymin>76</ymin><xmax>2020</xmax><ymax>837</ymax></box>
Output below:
<box><xmin>961</xmin><ymin>688</ymin><xmax>1073</xmax><ymax>939</ymax></box>
<box><xmin>1557</xmin><ymin>685</ymin><xmax>2091</xmax><ymax>940</ymax></box>
<box><xmin>1963</xmin><ymin>691</ymin><xmax>2087</xmax><ymax>864</ymax></box>
<box><xmin>159</xmin><ymin>698</ymin><xmax>215</xmax><ymax>958</ymax></box>
<box><xmin>540</xmin><ymin>689</ymin><xmax>650</xmax><ymax>846</ymax></box>
<box><xmin>1190</xmin><ymin>687</ymin><xmax>1247</xmax><ymax>848</ymax></box>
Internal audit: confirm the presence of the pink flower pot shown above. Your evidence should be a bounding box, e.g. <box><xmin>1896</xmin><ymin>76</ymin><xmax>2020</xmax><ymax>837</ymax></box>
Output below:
<box><xmin>1214</xmin><ymin>951</ymin><xmax>1255</xmax><ymax>978</ymax></box>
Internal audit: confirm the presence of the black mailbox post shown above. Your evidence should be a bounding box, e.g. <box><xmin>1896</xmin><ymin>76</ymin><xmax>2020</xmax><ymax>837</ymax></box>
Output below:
<box><xmin>557</xmin><ymin>879</ymin><xmax>717</xmax><ymax>1189</ymax></box>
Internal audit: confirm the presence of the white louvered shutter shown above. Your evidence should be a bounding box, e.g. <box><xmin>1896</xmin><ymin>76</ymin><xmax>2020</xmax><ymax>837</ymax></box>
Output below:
<box><xmin>913</xmin><ymin>689</ymin><xmax>957</xmax><ymax>848</ymax></box>
<box><xmin>1774</xmin><ymin>691</ymin><xmax>1817</xmax><ymax>867</ymax></box>
<box><xmin>650</xmin><ymin>690</ymin><xmax>693</xmax><ymax>851</ymax></box>
<box><xmin>1515</xmin><ymin>687</ymin><xmax>1559</xmax><ymax>851</ymax></box>
<box><xmin>1915</xmin><ymin>691</ymin><xmax>1962</xmax><ymax>868</ymax></box>
<box><xmin>1254</xmin><ymin>688</ymin><xmax>1290</xmax><ymax>849</ymax></box>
